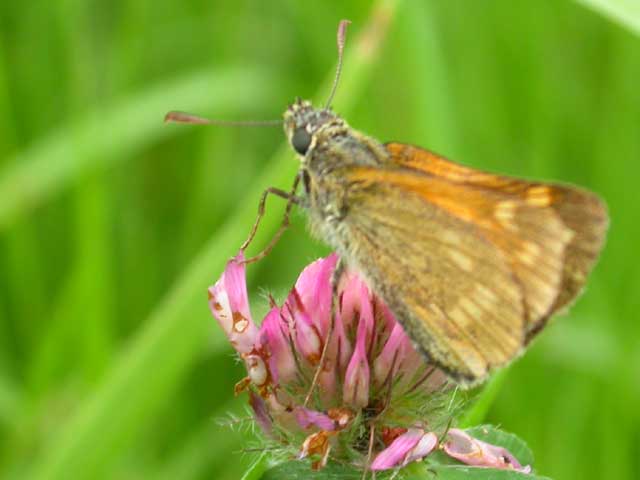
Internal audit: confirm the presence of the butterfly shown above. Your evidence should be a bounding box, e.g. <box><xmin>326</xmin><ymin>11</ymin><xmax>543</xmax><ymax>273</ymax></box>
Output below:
<box><xmin>282</xmin><ymin>101</ymin><xmax>607</xmax><ymax>383</ymax></box>
<box><xmin>166</xmin><ymin>20</ymin><xmax>608</xmax><ymax>385</ymax></box>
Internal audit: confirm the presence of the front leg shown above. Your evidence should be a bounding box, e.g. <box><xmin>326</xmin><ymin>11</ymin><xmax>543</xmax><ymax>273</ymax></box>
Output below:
<box><xmin>241</xmin><ymin>174</ymin><xmax>303</xmax><ymax>264</ymax></box>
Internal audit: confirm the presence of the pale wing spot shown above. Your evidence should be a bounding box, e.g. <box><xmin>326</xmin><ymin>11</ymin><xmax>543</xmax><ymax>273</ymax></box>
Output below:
<box><xmin>521</xmin><ymin>270</ymin><xmax>561</xmax><ymax>317</ymax></box>
<box><xmin>527</xmin><ymin>185</ymin><xmax>551</xmax><ymax>196</ymax></box>
<box><xmin>448</xmin><ymin>249</ymin><xmax>474</xmax><ymax>272</ymax></box>
<box><xmin>526</xmin><ymin>186</ymin><xmax>552</xmax><ymax>207</ymax></box>
<box><xmin>458</xmin><ymin>297</ymin><xmax>484</xmax><ymax>322</ymax></box>
<box><xmin>541</xmin><ymin>222</ymin><xmax>575</xmax><ymax>256</ymax></box>
<box><xmin>494</xmin><ymin>201</ymin><xmax>518</xmax><ymax>230</ymax></box>
<box><xmin>473</xmin><ymin>284</ymin><xmax>499</xmax><ymax>312</ymax></box>
<box><xmin>561</xmin><ymin>224</ymin><xmax>576</xmax><ymax>244</ymax></box>
<box><xmin>448</xmin><ymin>306</ymin><xmax>473</xmax><ymax>329</ymax></box>
<box><xmin>519</xmin><ymin>241</ymin><xmax>541</xmax><ymax>266</ymax></box>
<box><xmin>440</xmin><ymin>229</ymin><xmax>463</xmax><ymax>246</ymax></box>
<box><xmin>475</xmin><ymin>284</ymin><xmax>499</xmax><ymax>304</ymax></box>
<box><xmin>532</xmin><ymin>214</ymin><xmax>574</xmax><ymax>254</ymax></box>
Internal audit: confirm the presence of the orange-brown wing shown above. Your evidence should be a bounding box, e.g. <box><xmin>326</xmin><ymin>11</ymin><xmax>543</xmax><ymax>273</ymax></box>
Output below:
<box><xmin>384</xmin><ymin>143</ymin><xmax>609</xmax><ymax>339</ymax></box>
<box><xmin>337</xmin><ymin>157</ymin><xmax>606</xmax><ymax>382</ymax></box>
<box><xmin>338</xmin><ymin>169</ymin><xmax>526</xmax><ymax>382</ymax></box>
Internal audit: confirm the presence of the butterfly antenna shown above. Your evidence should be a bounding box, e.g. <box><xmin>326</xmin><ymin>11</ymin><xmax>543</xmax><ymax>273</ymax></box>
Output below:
<box><xmin>164</xmin><ymin>111</ymin><xmax>282</xmax><ymax>127</ymax></box>
<box><xmin>324</xmin><ymin>19</ymin><xmax>351</xmax><ymax>109</ymax></box>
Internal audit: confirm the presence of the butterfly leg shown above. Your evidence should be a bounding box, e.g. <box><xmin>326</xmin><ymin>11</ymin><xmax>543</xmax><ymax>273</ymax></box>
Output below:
<box><xmin>241</xmin><ymin>174</ymin><xmax>302</xmax><ymax>264</ymax></box>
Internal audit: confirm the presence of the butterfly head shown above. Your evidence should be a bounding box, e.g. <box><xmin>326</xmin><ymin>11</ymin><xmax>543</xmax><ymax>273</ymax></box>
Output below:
<box><xmin>284</xmin><ymin>98</ymin><xmax>346</xmax><ymax>161</ymax></box>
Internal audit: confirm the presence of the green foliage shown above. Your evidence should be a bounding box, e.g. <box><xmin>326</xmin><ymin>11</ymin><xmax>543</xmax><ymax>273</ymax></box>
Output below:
<box><xmin>0</xmin><ymin>0</ymin><xmax>638</xmax><ymax>479</ymax></box>
<box><xmin>260</xmin><ymin>462</ymin><xmax>550</xmax><ymax>480</ymax></box>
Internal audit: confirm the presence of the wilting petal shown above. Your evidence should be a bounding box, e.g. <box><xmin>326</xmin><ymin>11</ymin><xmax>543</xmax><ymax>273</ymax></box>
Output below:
<box><xmin>245</xmin><ymin>353</ymin><xmax>268</xmax><ymax>387</ymax></box>
<box><xmin>370</xmin><ymin>429</ymin><xmax>437</xmax><ymax>470</ymax></box>
<box><xmin>444</xmin><ymin>429</ymin><xmax>531</xmax><ymax>473</ymax></box>
<box><xmin>299</xmin><ymin>431</ymin><xmax>332</xmax><ymax>470</ymax></box>
<box><xmin>294</xmin><ymin>407</ymin><xmax>337</xmax><ymax>431</ymax></box>
<box><xmin>260</xmin><ymin>308</ymin><xmax>296</xmax><ymax>384</ymax></box>
<box><xmin>208</xmin><ymin>252</ymin><xmax>258</xmax><ymax>354</ymax></box>
<box><xmin>327</xmin><ymin>407</ymin><xmax>354</xmax><ymax>430</ymax></box>
<box><xmin>249</xmin><ymin>390</ymin><xmax>272</xmax><ymax>435</ymax></box>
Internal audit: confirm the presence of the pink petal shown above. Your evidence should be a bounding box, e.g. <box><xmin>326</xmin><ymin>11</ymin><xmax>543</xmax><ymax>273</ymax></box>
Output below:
<box><xmin>356</xmin><ymin>282</ymin><xmax>375</xmax><ymax>346</ymax></box>
<box><xmin>259</xmin><ymin>308</ymin><xmax>296</xmax><ymax>385</ymax></box>
<box><xmin>405</xmin><ymin>432</ymin><xmax>439</xmax><ymax>464</ymax></box>
<box><xmin>377</xmin><ymin>300</ymin><xmax>399</xmax><ymax>335</ymax></box>
<box><xmin>294</xmin><ymin>407</ymin><xmax>337</xmax><ymax>431</ymax></box>
<box><xmin>444</xmin><ymin>429</ymin><xmax>532</xmax><ymax>473</ymax></box>
<box><xmin>281</xmin><ymin>254</ymin><xmax>341</xmax><ymax>368</ymax></box>
<box><xmin>286</xmin><ymin>304</ymin><xmax>322</xmax><ymax>364</ymax></box>
<box><xmin>374</xmin><ymin>323</ymin><xmax>409</xmax><ymax>386</ymax></box>
<box><xmin>343</xmin><ymin>321</ymin><xmax>370</xmax><ymax>408</ymax></box>
<box><xmin>333</xmin><ymin>308</ymin><xmax>352</xmax><ymax>373</ymax></box>
<box><xmin>208</xmin><ymin>252</ymin><xmax>258</xmax><ymax>354</ymax></box>
<box><xmin>371</xmin><ymin>429</ymin><xmax>437</xmax><ymax>470</ymax></box>
<box><xmin>317</xmin><ymin>308</ymin><xmax>351</xmax><ymax>402</ymax></box>
<box><xmin>293</xmin><ymin>254</ymin><xmax>338</xmax><ymax>338</ymax></box>
<box><xmin>337</xmin><ymin>271</ymin><xmax>368</xmax><ymax>332</ymax></box>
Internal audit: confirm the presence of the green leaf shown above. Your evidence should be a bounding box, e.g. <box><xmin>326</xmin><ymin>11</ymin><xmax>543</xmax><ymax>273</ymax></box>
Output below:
<box><xmin>241</xmin><ymin>452</ymin><xmax>271</xmax><ymax>480</ymax></box>
<box><xmin>575</xmin><ymin>0</ymin><xmax>640</xmax><ymax>35</ymax></box>
<box><xmin>259</xmin><ymin>460</ymin><xmax>552</xmax><ymax>480</ymax></box>
<box><xmin>409</xmin><ymin>464</ymin><xmax>551</xmax><ymax>480</ymax></box>
<box><xmin>261</xmin><ymin>461</ymin><xmax>362</xmax><ymax>480</ymax></box>
<box><xmin>257</xmin><ymin>426</ymin><xmax>543</xmax><ymax>479</ymax></box>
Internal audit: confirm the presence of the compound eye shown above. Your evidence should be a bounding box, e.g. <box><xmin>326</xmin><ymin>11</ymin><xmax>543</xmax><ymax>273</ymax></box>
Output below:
<box><xmin>291</xmin><ymin>127</ymin><xmax>312</xmax><ymax>155</ymax></box>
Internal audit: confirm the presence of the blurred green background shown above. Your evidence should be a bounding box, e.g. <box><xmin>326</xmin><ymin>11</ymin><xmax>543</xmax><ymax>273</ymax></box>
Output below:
<box><xmin>0</xmin><ymin>0</ymin><xmax>638</xmax><ymax>479</ymax></box>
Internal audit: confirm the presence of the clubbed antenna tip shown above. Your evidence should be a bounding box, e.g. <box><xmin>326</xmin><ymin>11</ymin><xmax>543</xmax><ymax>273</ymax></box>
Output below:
<box><xmin>325</xmin><ymin>19</ymin><xmax>351</xmax><ymax>109</ymax></box>
<box><xmin>164</xmin><ymin>110</ymin><xmax>282</xmax><ymax>127</ymax></box>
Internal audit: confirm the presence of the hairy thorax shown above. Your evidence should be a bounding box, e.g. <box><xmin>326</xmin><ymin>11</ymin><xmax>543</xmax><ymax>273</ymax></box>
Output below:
<box><xmin>303</xmin><ymin>128</ymin><xmax>389</xmax><ymax>250</ymax></box>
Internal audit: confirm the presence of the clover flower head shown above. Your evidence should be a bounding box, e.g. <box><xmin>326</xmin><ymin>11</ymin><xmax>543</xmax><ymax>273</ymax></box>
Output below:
<box><xmin>209</xmin><ymin>252</ymin><xmax>530</xmax><ymax>473</ymax></box>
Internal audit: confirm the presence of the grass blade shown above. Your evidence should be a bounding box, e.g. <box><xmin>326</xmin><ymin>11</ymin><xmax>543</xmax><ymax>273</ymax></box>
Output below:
<box><xmin>0</xmin><ymin>67</ymin><xmax>275</xmax><ymax>229</ymax></box>
<box><xmin>576</xmin><ymin>0</ymin><xmax>640</xmax><ymax>34</ymax></box>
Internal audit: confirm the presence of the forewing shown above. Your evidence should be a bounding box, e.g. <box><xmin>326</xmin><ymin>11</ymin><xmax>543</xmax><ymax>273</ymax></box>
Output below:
<box><xmin>385</xmin><ymin>143</ymin><xmax>608</xmax><ymax>339</ymax></box>
<box><xmin>340</xmin><ymin>169</ymin><xmax>527</xmax><ymax>382</ymax></box>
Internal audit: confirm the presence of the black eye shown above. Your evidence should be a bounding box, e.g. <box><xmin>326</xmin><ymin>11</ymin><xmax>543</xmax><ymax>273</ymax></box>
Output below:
<box><xmin>291</xmin><ymin>127</ymin><xmax>312</xmax><ymax>155</ymax></box>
